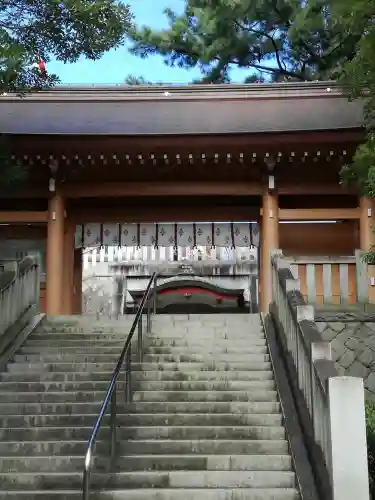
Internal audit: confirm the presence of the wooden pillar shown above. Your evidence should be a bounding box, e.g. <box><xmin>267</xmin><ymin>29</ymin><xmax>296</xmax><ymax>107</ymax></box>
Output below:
<box><xmin>46</xmin><ymin>192</ymin><xmax>65</xmax><ymax>315</ymax></box>
<box><xmin>359</xmin><ymin>196</ymin><xmax>375</xmax><ymax>303</ymax></box>
<box><xmin>73</xmin><ymin>248</ymin><xmax>82</xmax><ymax>315</ymax></box>
<box><xmin>62</xmin><ymin>219</ymin><xmax>75</xmax><ymax>315</ymax></box>
<box><xmin>260</xmin><ymin>189</ymin><xmax>279</xmax><ymax>313</ymax></box>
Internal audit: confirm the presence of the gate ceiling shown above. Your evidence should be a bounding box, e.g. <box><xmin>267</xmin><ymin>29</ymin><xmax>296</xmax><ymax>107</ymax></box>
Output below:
<box><xmin>75</xmin><ymin>222</ymin><xmax>260</xmax><ymax>249</ymax></box>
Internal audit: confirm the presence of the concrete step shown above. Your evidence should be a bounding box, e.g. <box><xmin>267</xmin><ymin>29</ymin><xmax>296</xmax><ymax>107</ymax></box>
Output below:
<box><xmin>0</xmin><ymin>314</ymin><xmax>298</xmax><ymax>499</ymax></box>
<box><xmin>0</xmin><ymin>379</ymin><xmax>276</xmax><ymax>392</ymax></box>
<box><xmin>0</xmin><ymin>425</ymin><xmax>285</xmax><ymax>441</ymax></box>
<box><xmin>151</xmin><ymin>314</ymin><xmax>261</xmax><ymax>323</ymax></box>
<box><xmin>0</xmin><ymin>389</ymin><xmax>279</xmax><ymax>403</ymax></box>
<box><xmin>0</xmin><ymin>470</ymin><xmax>296</xmax><ymax>490</ymax></box>
<box><xmin>0</xmin><ymin>454</ymin><xmax>293</xmax><ymax>473</ymax></box>
<box><xmin>0</xmin><ymin>401</ymin><xmax>281</xmax><ymax>414</ymax></box>
<box><xmin>0</xmin><ymin>370</ymin><xmax>274</xmax><ymax>382</ymax></box>
<box><xmin>149</xmin><ymin>332</ymin><xmax>264</xmax><ymax>339</ymax></box>
<box><xmin>0</xmin><ymin>439</ymin><xmax>290</xmax><ymax>456</ymax></box>
<box><xmin>35</xmin><ymin>329</ymin><xmax>130</xmax><ymax>336</ymax></box>
<box><xmin>0</xmin><ymin>489</ymin><xmax>300</xmax><ymax>499</ymax></box>
<box><xmin>151</xmin><ymin>320</ymin><xmax>262</xmax><ymax>326</ymax></box>
<box><xmin>24</xmin><ymin>335</ymin><xmax>264</xmax><ymax>344</ymax></box>
<box><xmin>144</xmin><ymin>346</ymin><xmax>268</xmax><ymax>354</ymax></box>
<box><xmin>151</xmin><ymin>327</ymin><xmax>263</xmax><ymax>334</ymax></box>
<box><xmin>0</xmin><ymin>413</ymin><xmax>283</xmax><ymax>428</ymax></box>
<box><xmin>23</xmin><ymin>338</ymin><xmax>267</xmax><ymax>348</ymax></box>
<box><xmin>19</xmin><ymin>345</ymin><xmax>268</xmax><ymax>355</ymax></box>
<box><xmin>147</xmin><ymin>339</ymin><xmax>267</xmax><ymax>347</ymax></box>
<box><xmin>12</xmin><ymin>354</ymin><xmax>270</xmax><ymax>363</ymax></box>
<box><xmin>133</xmin><ymin>390</ymin><xmax>278</xmax><ymax>403</ymax></box>
<box><xmin>7</xmin><ymin>362</ymin><xmax>272</xmax><ymax>372</ymax></box>
<box><xmin>151</xmin><ymin>328</ymin><xmax>263</xmax><ymax>333</ymax></box>
<box><xmin>152</xmin><ymin>318</ymin><xmax>261</xmax><ymax>325</ymax></box>
<box><xmin>29</xmin><ymin>334</ymin><xmax>132</xmax><ymax>341</ymax></box>
<box><xmin>36</xmin><ymin>326</ymin><xmax>133</xmax><ymax>334</ymax></box>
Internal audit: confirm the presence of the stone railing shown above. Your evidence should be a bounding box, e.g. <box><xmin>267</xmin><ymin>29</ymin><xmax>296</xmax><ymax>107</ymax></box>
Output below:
<box><xmin>270</xmin><ymin>250</ymin><xmax>369</xmax><ymax>500</ymax></box>
<box><xmin>0</xmin><ymin>255</ymin><xmax>40</xmax><ymax>340</ymax></box>
<box><xmin>287</xmin><ymin>251</ymin><xmax>368</xmax><ymax>306</ymax></box>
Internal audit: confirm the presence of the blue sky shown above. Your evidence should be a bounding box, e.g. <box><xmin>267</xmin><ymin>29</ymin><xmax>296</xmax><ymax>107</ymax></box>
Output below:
<box><xmin>47</xmin><ymin>0</ymin><xmax>249</xmax><ymax>85</ymax></box>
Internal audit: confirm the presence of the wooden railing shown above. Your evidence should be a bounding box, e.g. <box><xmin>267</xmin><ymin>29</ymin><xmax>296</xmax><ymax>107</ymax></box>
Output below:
<box><xmin>0</xmin><ymin>255</ymin><xmax>40</xmax><ymax>338</ymax></box>
<box><xmin>288</xmin><ymin>250</ymin><xmax>368</xmax><ymax>305</ymax></box>
<box><xmin>270</xmin><ymin>250</ymin><xmax>369</xmax><ymax>500</ymax></box>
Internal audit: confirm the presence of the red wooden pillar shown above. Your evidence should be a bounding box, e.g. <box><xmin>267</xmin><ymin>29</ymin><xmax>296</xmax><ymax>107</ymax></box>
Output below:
<box><xmin>46</xmin><ymin>192</ymin><xmax>65</xmax><ymax>315</ymax></box>
<box><xmin>260</xmin><ymin>189</ymin><xmax>279</xmax><ymax>313</ymax></box>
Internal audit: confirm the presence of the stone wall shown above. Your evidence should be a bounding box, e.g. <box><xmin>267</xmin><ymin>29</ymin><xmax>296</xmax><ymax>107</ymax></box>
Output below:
<box><xmin>316</xmin><ymin>311</ymin><xmax>375</xmax><ymax>400</ymax></box>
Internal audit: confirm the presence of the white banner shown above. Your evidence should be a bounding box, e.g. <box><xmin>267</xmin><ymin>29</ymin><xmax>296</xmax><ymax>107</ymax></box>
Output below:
<box><xmin>102</xmin><ymin>223</ymin><xmax>120</xmax><ymax>246</ymax></box>
<box><xmin>121</xmin><ymin>224</ymin><xmax>138</xmax><ymax>246</ymax></box>
<box><xmin>83</xmin><ymin>223</ymin><xmax>101</xmax><ymax>247</ymax></box>
<box><xmin>76</xmin><ymin>222</ymin><xmax>260</xmax><ymax>248</ymax></box>
<box><xmin>176</xmin><ymin>223</ymin><xmax>194</xmax><ymax>247</ymax></box>
<box><xmin>139</xmin><ymin>224</ymin><xmax>156</xmax><ymax>247</ymax></box>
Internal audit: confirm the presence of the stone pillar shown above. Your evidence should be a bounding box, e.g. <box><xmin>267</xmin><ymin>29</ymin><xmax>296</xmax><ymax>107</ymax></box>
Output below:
<box><xmin>63</xmin><ymin>218</ymin><xmax>75</xmax><ymax>315</ymax></box>
<box><xmin>260</xmin><ymin>189</ymin><xmax>279</xmax><ymax>313</ymax></box>
<box><xmin>46</xmin><ymin>192</ymin><xmax>65</xmax><ymax>315</ymax></box>
<box><xmin>359</xmin><ymin>196</ymin><xmax>375</xmax><ymax>251</ymax></box>
<box><xmin>328</xmin><ymin>376</ymin><xmax>369</xmax><ymax>500</ymax></box>
<box><xmin>359</xmin><ymin>196</ymin><xmax>375</xmax><ymax>303</ymax></box>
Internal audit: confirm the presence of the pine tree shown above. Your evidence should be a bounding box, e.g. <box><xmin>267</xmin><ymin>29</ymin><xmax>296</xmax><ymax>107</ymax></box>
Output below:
<box><xmin>129</xmin><ymin>0</ymin><xmax>360</xmax><ymax>83</ymax></box>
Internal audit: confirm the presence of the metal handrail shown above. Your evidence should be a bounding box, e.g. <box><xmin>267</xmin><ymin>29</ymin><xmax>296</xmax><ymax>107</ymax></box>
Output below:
<box><xmin>82</xmin><ymin>272</ymin><xmax>157</xmax><ymax>500</ymax></box>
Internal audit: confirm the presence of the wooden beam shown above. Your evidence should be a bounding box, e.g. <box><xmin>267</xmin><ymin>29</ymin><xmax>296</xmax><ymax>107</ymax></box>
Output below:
<box><xmin>0</xmin><ymin>211</ymin><xmax>48</xmax><ymax>223</ymax></box>
<box><xmin>277</xmin><ymin>184</ymin><xmax>355</xmax><ymax>195</ymax></box>
<box><xmin>73</xmin><ymin>205</ymin><xmax>260</xmax><ymax>224</ymax></box>
<box><xmin>0</xmin><ymin>225</ymin><xmax>46</xmax><ymax>239</ymax></box>
<box><xmin>1</xmin><ymin>182</ymin><xmax>355</xmax><ymax>199</ymax></box>
<box><xmin>278</xmin><ymin>208</ymin><xmax>360</xmax><ymax>220</ymax></box>
<box><xmin>0</xmin><ymin>187</ymin><xmax>47</xmax><ymax>199</ymax></box>
<box><xmin>10</xmin><ymin>129</ymin><xmax>364</xmax><ymax>153</ymax></box>
<box><xmin>62</xmin><ymin>182</ymin><xmax>263</xmax><ymax>198</ymax></box>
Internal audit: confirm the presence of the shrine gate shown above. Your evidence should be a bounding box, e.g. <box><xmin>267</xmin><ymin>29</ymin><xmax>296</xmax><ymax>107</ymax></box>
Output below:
<box><xmin>0</xmin><ymin>81</ymin><xmax>371</xmax><ymax>315</ymax></box>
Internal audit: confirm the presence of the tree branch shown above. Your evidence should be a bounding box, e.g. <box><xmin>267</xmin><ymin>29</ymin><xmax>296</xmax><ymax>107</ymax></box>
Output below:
<box><xmin>234</xmin><ymin>21</ymin><xmax>286</xmax><ymax>71</ymax></box>
<box><xmin>270</xmin><ymin>1</ymin><xmax>322</xmax><ymax>65</ymax></box>
<box><xmin>233</xmin><ymin>21</ymin><xmax>308</xmax><ymax>80</ymax></box>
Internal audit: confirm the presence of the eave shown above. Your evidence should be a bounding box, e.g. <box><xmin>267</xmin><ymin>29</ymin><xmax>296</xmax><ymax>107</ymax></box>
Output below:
<box><xmin>0</xmin><ymin>81</ymin><xmax>365</xmax><ymax>136</ymax></box>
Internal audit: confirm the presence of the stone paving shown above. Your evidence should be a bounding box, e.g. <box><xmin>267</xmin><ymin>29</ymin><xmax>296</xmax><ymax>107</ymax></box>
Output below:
<box><xmin>315</xmin><ymin>311</ymin><xmax>375</xmax><ymax>399</ymax></box>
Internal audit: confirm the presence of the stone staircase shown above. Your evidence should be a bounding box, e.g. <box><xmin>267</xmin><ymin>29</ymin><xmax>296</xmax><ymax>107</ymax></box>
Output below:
<box><xmin>0</xmin><ymin>314</ymin><xmax>300</xmax><ymax>499</ymax></box>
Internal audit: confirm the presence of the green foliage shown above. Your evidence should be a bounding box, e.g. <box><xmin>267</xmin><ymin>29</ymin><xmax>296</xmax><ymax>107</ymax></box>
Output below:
<box><xmin>124</xmin><ymin>75</ymin><xmax>168</xmax><ymax>85</ymax></box>
<box><xmin>341</xmin><ymin>133</ymin><xmax>375</xmax><ymax>198</ymax></box>
<box><xmin>124</xmin><ymin>75</ymin><xmax>153</xmax><ymax>85</ymax></box>
<box><xmin>129</xmin><ymin>0</ymin><xmax>360</xmax><ymax>83</ymax></box>
<box><xmin>332</xmin><ymin>0</ymin><xmax>375</xmax><ymax>263</ymax></box>
<box><xmin>366</xmin><ymin>402</ymin><xmax>375</xmax><ymax>498</ymax></box>
<box><xmin>0</xmin><ymin>0</ymin><xmax>133</xmax><ymax>93</ymax></box>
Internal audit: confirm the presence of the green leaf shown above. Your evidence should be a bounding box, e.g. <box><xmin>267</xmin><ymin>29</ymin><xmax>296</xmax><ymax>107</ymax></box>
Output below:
<box><xmin>0</xmin><ymin>0</ymin><xmax>133</xmax><ymax>94</ymax></box>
